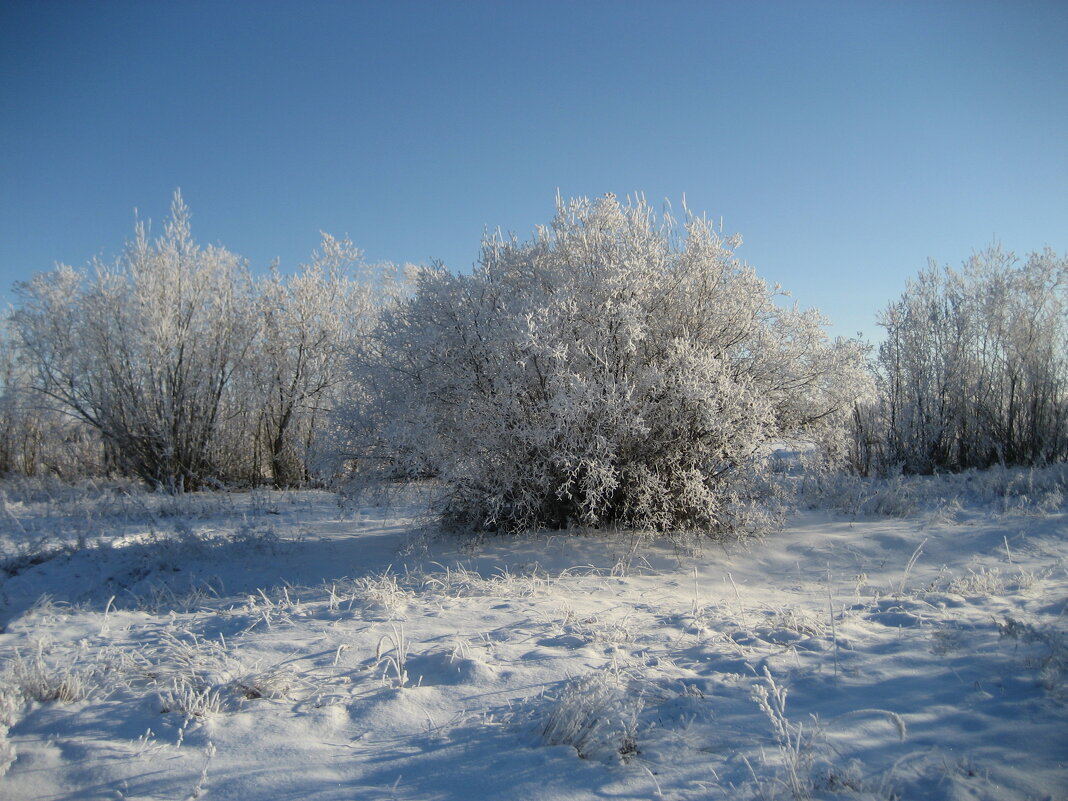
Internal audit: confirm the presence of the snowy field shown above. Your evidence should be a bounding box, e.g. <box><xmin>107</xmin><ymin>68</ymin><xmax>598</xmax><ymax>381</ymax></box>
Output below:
<box><xmin>0</xmin><ymin>473</ymin><xmax>1065</xmax><ymax>801</ymax></box>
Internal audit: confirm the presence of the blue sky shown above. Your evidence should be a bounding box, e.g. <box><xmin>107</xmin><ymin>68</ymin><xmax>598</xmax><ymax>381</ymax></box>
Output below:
<box><xmin>2</xmin><ymin>0</ymin><xmax>1065</xmax><ymax>341</ymax></box>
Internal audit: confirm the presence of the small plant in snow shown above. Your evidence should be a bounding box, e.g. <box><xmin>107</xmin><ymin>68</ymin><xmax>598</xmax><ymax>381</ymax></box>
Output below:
<box><xmin>800</xmin><ymin>472</ymin><xmax>919</xmax><ymax>519</ymax></box>
<box><xmin>929</xmin><ymin>628</ymin><xmax>965</xmax><ymax>657</ymax></box>
<box><xmin>157</xmin><ymin>662</ymin><xmax>300</xmax><ymax>716</ymax></box>
<box><xmin>763</xmin><ymin>606</ymin><xmax>826</xmax><ymax>638</ymax></box>
<box><xmin>143</xmin><ymin>629</ymin><xmax>300</xmax><ymax>714</ymax></box>
<box><xmin>540</xmin><ymin>667</ymin><xmax>644</xmax><ymax>763</ymax></box>
<box><xmin>7</xmin><ymin>641</ymin><xmax>97</xmax><ymax>704</ymax></box>
<box><xmin>417</xmin><ymin>562</ymin><xmax>553</xmax><ymax>599</ymax></box>
<box><xmin>947</xmin><ymin>565</ymin><xmax>1040</xmax><ymax>596</ymax></box>
<box><xmin>158</xmin><ymin>676</ymin><xmax>228</xmax><ymax>718</ymax></box>
<box><xmin>749</xmin><ymin>668</ymin><xmax>905</xmax><ymax>801</ymax></box>
<box><xmin>184</xmin><ymin>740</ymin><xmax>217</xmax><ymax>801</ymax></box>
<box><xmin>240</xmin><ymin>586</ymin><xmax>306</xmax><ymax>630</ymax></box>
<box><xmin>230</xmin><ymin>663</ymin><xmax>304</xmax><ymax>701</ymax></box>
<box><xmin>999</xmin><ymin>617</ymin><xmax>1067</xmax><ymax>700</ymax></box>
<box><xmin>549</xmin><ymin>608</ymin><xmax>636</xmax><ymax>649</ymax></box>
<box><xmin>352</xmin><ymin>569</ymin><xmax>409</xmax><ymax>618</ymax></box>
<box><xmin>126</xmin><ymin>577</ymin><xmax>224</xmax><ymax>615</ymax></box>
<box><xmin>373</xmin><ymin>624</ymin><xmax>411</xmax><ymax>689</ymax></box>
<box><xmin>895</xmin><ymin>538</ymin><xmax>927</xmax><ymax>597</ymax></box>
<box><xmin>750</xmin><ymin>668</ymin><xmax>822</xmax><ymax>800</ymax></box>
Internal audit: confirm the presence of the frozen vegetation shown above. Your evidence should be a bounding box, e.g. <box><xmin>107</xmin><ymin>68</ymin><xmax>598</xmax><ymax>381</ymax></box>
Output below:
<box><xmin>2</xmin><ymin>192</ymin><xmax>1067</xmax><ymax>799</ymax></box>
<box><xmin>0</xmin><ymin>468</ymin><xmax>1066</xmax><ymax>800</ymax></box>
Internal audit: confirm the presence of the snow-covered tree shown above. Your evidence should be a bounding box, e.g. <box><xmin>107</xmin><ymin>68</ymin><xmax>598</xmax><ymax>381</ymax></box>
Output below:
<box><xmin>865</xmin><ymin>245</ymin><xmax>1068</xmax><ymax>473</ymax></box>
<box><xmin>11</xmin><ymin>192</ymin><xmax>259</xmax><ymax>490</ymax></box>
<box><xmin>251</xmin><ymin>234</ymin><xmax>393</xmax><ymax>487</ymax></box>
<box><xmin>349</xmin><ymin>194</ymin><xmax>871</xmax><ymax>536</ymax></box>
<box><xmin>8</xmin><ymin>192</ymin><xmax>404</xmax><ymax>488</ymax></box>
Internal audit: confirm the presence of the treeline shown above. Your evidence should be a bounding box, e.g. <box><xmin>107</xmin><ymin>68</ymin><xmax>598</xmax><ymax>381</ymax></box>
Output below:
<box><xmin>1</xmin><ymin>192</ymin><xmax>1065</xmax><ymax>534</ymax></box>
<box><xmin>853</xmin><ymin>246</ymin><xmax>1068</xmax><ymax>474</ymax></box>
<box><xmin>1</xmin><ymin>193</ymin><xmax>402</xmax><ymax>489</ymax></box>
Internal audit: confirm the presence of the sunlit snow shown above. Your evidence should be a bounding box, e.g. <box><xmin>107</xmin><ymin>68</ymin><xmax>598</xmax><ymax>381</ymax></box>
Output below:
<box><xmin>1</xmin><ymin>474</ymin><xmax>1065</xmax><ymax>800</ymax></box>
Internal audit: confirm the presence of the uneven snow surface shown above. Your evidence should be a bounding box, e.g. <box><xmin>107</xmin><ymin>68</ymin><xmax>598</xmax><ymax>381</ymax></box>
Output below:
<box><xmin>0</xmin><ymin>479</ymin><xmax>1066</xmax><ymax>800</ymax></box>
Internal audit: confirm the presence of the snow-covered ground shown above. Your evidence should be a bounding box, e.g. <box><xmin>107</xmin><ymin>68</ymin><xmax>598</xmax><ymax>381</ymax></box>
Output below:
<box><xmin>0</xmin><ymin>475</ymin><xmax>1065</xmax><ymax>800</ymax></box>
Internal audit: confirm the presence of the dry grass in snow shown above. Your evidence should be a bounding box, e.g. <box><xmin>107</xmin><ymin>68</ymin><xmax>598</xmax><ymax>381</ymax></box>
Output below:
<box><xmin>0</xmin><ymin>472</ymin><xmax>1066</xmax><ymax>800</ymax></box>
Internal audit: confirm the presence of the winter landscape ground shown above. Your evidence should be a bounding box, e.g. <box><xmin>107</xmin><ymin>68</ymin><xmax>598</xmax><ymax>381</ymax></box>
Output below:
<box><xmin>0</xmin><ymin>469</ymin><xmax>1065</xmax><ymax>801</ymax></box>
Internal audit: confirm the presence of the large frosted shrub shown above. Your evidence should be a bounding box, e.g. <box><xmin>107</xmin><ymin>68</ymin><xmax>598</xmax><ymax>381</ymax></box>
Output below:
<box><xmin>352</xmin><ymin>194</ymin><xmax>870</xmax><ymax>536</ymax></box>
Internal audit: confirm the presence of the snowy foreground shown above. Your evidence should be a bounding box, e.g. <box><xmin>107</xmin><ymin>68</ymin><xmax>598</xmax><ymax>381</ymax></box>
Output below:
<box><xmin>0</xmin><ymin>478</ymin><xmax>1066</xmax><ymax>800</ymax></box>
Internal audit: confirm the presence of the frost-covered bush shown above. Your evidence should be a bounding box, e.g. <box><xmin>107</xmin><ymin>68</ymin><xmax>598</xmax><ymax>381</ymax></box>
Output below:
<box><xmin>541</xmin><ymin>669</ymin><xmax>643</xmax><ymax>762</ymax></box>
<box><xmin>349</xmin><ymin>194</ymin><xmax>870</xmax><ymax>536</ymax></box>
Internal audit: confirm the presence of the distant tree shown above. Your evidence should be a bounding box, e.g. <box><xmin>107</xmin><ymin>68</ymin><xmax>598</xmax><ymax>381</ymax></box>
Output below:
<box><xmin>11</xmin><ymin>192</ymin><xmax>259</xmax><ymax>490</ymax></box>
<box><xmin>349</xmin><ymin>194</ymin><xmax>871</xmax><ymax>536</ymax></box>
<box><xmin>0</xmin><ymin>327</ymin><xmax>18</xmax><ymax>474</ymax></box>
<box><xmin>1</xmin><ymin>316</ymin><xmax>105</xmax><ymax>477</ymax></box>
<box><xmin>860</xmin><ymin>245</ymin><xmax>1068</xmax><ymax>473</ymax></box>
<box><xmin>0</xmin><ymin>325</ymin><xmax>32</xmax><ymax>476</ymax></box>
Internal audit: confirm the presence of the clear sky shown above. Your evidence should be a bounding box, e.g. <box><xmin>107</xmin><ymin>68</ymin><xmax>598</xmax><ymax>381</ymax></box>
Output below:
<box><xmin>2</xmin><ymin>0</ymin><xmax>1065</xmax><ymax>341</ymax></box>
